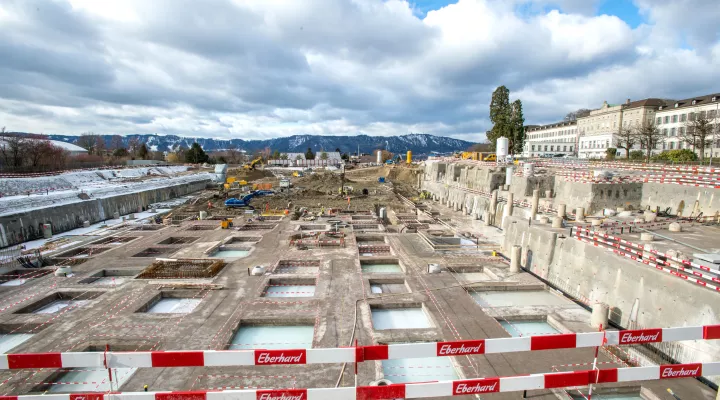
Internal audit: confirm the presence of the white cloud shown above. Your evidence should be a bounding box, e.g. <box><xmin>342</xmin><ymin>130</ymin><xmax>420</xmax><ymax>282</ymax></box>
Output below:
<box><xmin>0</xmin><ymin>0</ymin><xmax>717</xmax><ymax>141</ymax></box>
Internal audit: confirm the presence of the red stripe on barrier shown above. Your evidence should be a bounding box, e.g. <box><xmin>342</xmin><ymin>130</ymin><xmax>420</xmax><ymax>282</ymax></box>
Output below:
<box><xmin>0</xmin><ymin>396</ymin><xmax>19</xmax><ymax>400</ymax></box>
<box><xmin>703</xmin><ymin>325</ymin><xmax>720</xmax><ymax>340</ymax></box>
<box><xmin>256</xmin><ymin>389</ymin><xmax>307</xmax><ymax>400</ymax></box>
<box><xmin>452</xmin><ymin>378</ymin><xmax>500</xmax><ymax>395</ymax></box>
<box><xmin>660</xmin><ymin>363</ymin><xmax>702</xmax><ymax>379</ymax></box>
<box><xmin>7</xmin><ymin>353</ymin><xmax>62</xmax><ymax>369</ymax></box>
<box><xmin>544</xmin><ymin>371</ymin><xmax>590</xmax><ymax>389</ymax></box>
<box><xmin>362</xmin><ymin>345</ymin><xmax>389</xmax><ymax>361</ymax></box>
<box><xmin>156</xmin><ymin>392</ymin><xmax>207</xmax><ymax>400</ymax></box>
<box><xmin>437</xmin><ymin>340</ymin><xmax>485</xmax><ymax>356</ymax></box>
<box><xmin>530</xmin><ymin>333</ymin><xmax>576</xmax><ymax>351</ymax></box>
<box><xmin>356</xmin><ymin>384</ymin><xmax>406</xmax><ymax>400</ymax></box>
<box><xmin>254</xmin><ymin>349</ymin><xmax>306</xmax><ymax>365</ymax></box>
<box><xmin>151</xmin><ymin>351</ymin><xmax>205</xmax><ymax>367</ymax></box>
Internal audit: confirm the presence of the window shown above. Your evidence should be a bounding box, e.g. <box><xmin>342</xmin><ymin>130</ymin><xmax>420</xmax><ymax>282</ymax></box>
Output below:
<box><xmin>670</xmin><ymin>142</ymin><xmax>675</xmax><ymax>149</ymax></box>
<box><xmin>570</xmin><ymin>146</ymin><xmax>574</xmax><ymax>151</ymax></box>
<box><xmin>544</xmin><ymin>145</ymin><xmax>548</xmax><ymax>151</ymax></box>
<box><xmin>664</xmin><ymin>116</ymin><xmax>670</xmax><ymax>123</ymax></box>
<box><xmin>681</xmin><ymin>114</ymin><xmax>687</xmax><ymax>122</ymax></box>
<box><xmin>531</xmin><ymin>145</ymin><xmax>535</xmax><ymax>151</ymax></box>
<box><xmin>670</xmin><ymin>127</ymin><xmax>676</xmax><ymax>136</ymax></box>
<box><xmin>663</xmin><ymin>128</ymin><xmax>668</xmax><ymax>136</ymax></box>
<box><xmin>672</xmin><ymin>115</ymin><xmax>678</xmax><ymax>123</ymax></box>
<box><xmin>656</xmin><ymin>117</ymin><xmax>661</xmax><ymax>125</ymax></box>
<box><xmin>563</xmin><ymin>145</ymin><xmax>567</xmax><ymax>151</ymax></box>
<box><xmin>663</xmin><ymin>142</ymin><xmax>667</xmax><ymax>150</ymax></box>
<box><xmin>550</xmin><ymin>145</ymin><xmax>554</xmax><ymax>151</ymax></box>
<box><xmin>699</xmin><ymin>111</ymin><xmax>707</xmax><ymax>120</ymax></box>
<box><xmin>679</xmin><ymin>127</ymin><xmax>685</xmax><ymax>135</ymax></box>
<box><xmin>606</xmin><ymin>140</ymin><xmax>609</xmax><ymax>148</ymax></box>
<box><xmin>689</xmin><ymin>112</ymin><xmax>696</xmax><ymax>121</ymax></box>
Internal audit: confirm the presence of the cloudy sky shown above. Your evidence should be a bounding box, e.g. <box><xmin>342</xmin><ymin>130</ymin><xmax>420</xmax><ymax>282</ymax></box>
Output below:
<box><xmin>0</xmin><ymin>0</ymin><xmax>718</xmax><ymax>142</ymax></box>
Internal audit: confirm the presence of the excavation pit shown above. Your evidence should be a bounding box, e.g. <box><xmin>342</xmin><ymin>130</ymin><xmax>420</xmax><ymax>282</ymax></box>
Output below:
<box><xmin>0</xmin><ymin>333</ymin><xmax>34</xmax><ymax>353</ymax></box>
<box><xmin>360</xmin><ymin>259</ymin><xmax>403</xmax><ymax>273</ymax></box>
<box><xmin>55</xmin><ymin>247</ymin><xmax>110</xmax><ymax>258</ymax></box>
<box><xmin>78</xmin><ymin>270</ymin><xmax>141</xmax><ymax>285</ymax></box>
<box><xmin>227</xmin><ymin>236</ymin><xmax>261</xmax><ymax>243</ymax></box>
<box><xmin>15</xmin><ymin>291</ymin><xmax>103</xmax><ymax>314</ymax></box>
<box><xmin>136</xmin><ymin>259</ymin><xmax>226</xmax><ymax>279</ymax></box>
<box><xmin>158</xmin><ymin>236</ymin><xmax>200</xmax><ymax>245</ymax></box>
<box><xmin>352</xmin><ymin>224</ymin><xmax>382</xmax><ymax>231</ymax></box>
<box><xmin>185</xmin><ymin>225</ymin><xmax>217</xmax><ymax>231</ymax></box>
<box><xmin>358</xmin><ymin>244</ymin><xmax>391</xmax><ymax>256</ymax></box>
<box><xmin>273</xmin><ymin>260</ymin><xmax>321</xmax><ymax>274</ymax></box>
<box><xmin>262</xmin><ymin>278</ymin><xmax>316</xmax><ymax>298</ymax></box>
<box><xmin>0</xmin><ymin>269</ymin><xmax>53</xmax><ymax>287</ymax></box>
<box><xmin>382</xmin><ymin>352</ymin><xmax>458</xmax><ymax>384</ymax></box>
<box><xmin>368</xmin><ymin>278</ymin><xmax>409</xmax><ymax>294</ymax></box>
<box><xmin>136</xmin><ymin>291</ymin><xmax>202</xmax><ymax>314</ymax></box>
<box><xmin>355</xmin><ymin>235</ymin><xmax>387</xmax><ymax>244</ymax></box>
<box><xmin>90</xmin><ymin>236</ymin><xmax>138</xmax><ymax>245</ymax></box>
<box><xmin>298</xmin><ymin>224</ymin><xmax>328</xmax><ymax>231</ymax></box>
<box><xmin>209</xmin><ymin>246</ymin><xmax>250</xmax><ymax>259</ymax></box>
<box><xmin>228</xmin><ymin>323</ymin><xmax>314</xmax><ymax>350</ymax></box>
<box><xmin>370</xmin><ymin>303</ymin><xmax>432</xmax><ymax>330</ymax></box>
<box><xmin>239</xmin><ymin>223</ymin><xmax>277</xmax><ymax>230</ymax></box>
<box><xmin>351</xmin><ymin>215</ymin><xmax>377</xmax><ymax>220</ymax></box>
<box><xmin>130</xmin><ymin>224</ymin><xmax>165</xmax><ymax>231</ymax></box>
<box><xmin>499</xmin><ymin>319</ymin><xmax>559</xmax><ymax>337</ymax></box>
<box><xmin>132</xmin><ymin>247</ymin><xmax>177</xmax><ymax>258</ymax></box>
<box><xmin>470</xmin><ymin>289</ymin><xmax>571</xmax><ymax>307</ymax></box>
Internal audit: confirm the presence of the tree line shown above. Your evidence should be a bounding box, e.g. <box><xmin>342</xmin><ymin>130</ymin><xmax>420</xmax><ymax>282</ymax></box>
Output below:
<box><xmin>0</xmin><ymin>128</ymin><xmax>71</xmax><ymax>173</ymax></box>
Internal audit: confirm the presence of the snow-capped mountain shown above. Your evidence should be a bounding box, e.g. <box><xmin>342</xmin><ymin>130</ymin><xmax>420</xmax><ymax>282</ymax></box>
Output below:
<box><xmin>38</xmin><ymin>133</ymin><xmax>474</xmax><ymax>155</ymax></box>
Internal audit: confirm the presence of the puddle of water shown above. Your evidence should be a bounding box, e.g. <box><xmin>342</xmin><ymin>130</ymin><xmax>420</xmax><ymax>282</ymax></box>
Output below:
<box><xmin>362</xmin><ymin>264</ymin><xmax>402</xmax><ymax>273</ymax></box>
<box><xmin>147</xmin><ymin>298</ymin><xmax>201</xmax><ymax>314</ymax></box>
<box><xmin>264</xmin><ymin>285</ymin><xmax>316</xmax><ymax>297</ymax></box>
<box><xmin>382</xmin><ymin>357</ymin><xmax>458</xmax><ymax>383</ymax></box>
<box><xmin>34</xmin><ymin>300</ymin><xmax>90</xmax><ymax>314</ymax></box>
<box><xmin>212</xmin><ymin>250</ymin><xmax>249</xmax><ymax>258</ymax></box>
<box><xmin>0</xmin><ymin>334</ymin><xmax>34</xmax><ymax>353</ymax></box>
<box><xmin>49</xmin><ymin>368</ymin><xmax>136</xmax><ymax>392</ymax></box>
<box><xmin>370</xmin><ymin>285</ymin><xmax>383</xmax><ymax>294</ymax></box>
<box><xmin>230</xmin><ymin>326</ymin><xmax>314</xmax><ymax>350</ymax></box>
<box><xmin>499</xmin><ymin>320</ymin><xmax>558</xmax><ymax>337</ymax></box>
<box><xmin>0</xmin><ymin>279</ymin><xmax>27</xmax><ymax>286</ymax></box>
<box><xmin>371</xmin><ymin>308</ymin><xmax>431</xmax><ymax>330</ymax></box>
<box><xmin>471</xmin><ymin>290</ymin><xmax>570</xmax><ymax>307</ymax></box>
<box><xmin>92</xmin><ymin>277</ymin><xmax>127</xmax><ymax>286</ymax></box>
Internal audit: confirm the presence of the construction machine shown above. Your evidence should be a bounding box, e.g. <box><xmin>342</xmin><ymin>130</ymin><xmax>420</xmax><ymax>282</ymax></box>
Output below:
<box><xmin>224</xmin><ymin>190</ymin><xmax>274</xmax><ymax>209</ymax></box>
<box><xmin>243</xmin><ymin>157</ymin><xmax>263</xmax><ymax>170</ymax></box>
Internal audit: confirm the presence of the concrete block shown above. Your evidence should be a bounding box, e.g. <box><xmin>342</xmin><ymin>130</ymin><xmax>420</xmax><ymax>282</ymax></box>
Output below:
<box><xmin>538</xmin><ymin>216</ymin><xmax>549</xmax><ymax>224</ymax></box>
<box><xmin>634</xmin><ymin>218</ymin><xmax>644</xmax><ymax>223</ymax></box>
<box><xmin>669</xmin><ymin>222</ymin><xmax>682</xmax><ymax>232</ymax></box>
<box><xmin>552</xmin><ymin>217</ymin><xmax>563</xmax><ymax>228</ymax></box>
<box><xmin>510</xmin><ymin>245</ymin><xmax>521</xmax><ymax>273</ymax></box>
<box><xmin>557</xmin><ymin>204</ymin><xmax>566</xmax><ymax>218</ymax></box>
<box><xmin>128</xmin><ymin>213</ymin><xmax>136</xmax><ymax>220</ymax></box>
<box><xmin>591</xmin><ymin>219</ymin><xmax>602</xmax><ymax>227</ymax></box>
<box><xmin>545</xmin><ymin>190</ymin><xmax>552</xmax><ymax>198</ymax></box>
<box><xmin>575</xmin><ymin>207</ymin><xmax>585</xmax><ymax>222</ymax></box>
<box><xmin>483</xmin><ymin>211</ymin><xmax>492</xmax><ymax>226</ymax></box>
<box><xmin>83</xmin><ymin>221</ymin><xmax>90</xmax><ymax>228</ymax></box>
<box><xmin>643</xmin><ymin>210</ymin><xmax>657</xmax><ymax>222</ymax></box>
<box><xmin>616</xmin><ymin>207</ymin><xmax>625</xmax><ymax>212</ymax></box>
<box><xmin>113</xmin><ymin>211</ymin><xmax>120</xmax><ymax>219</ymax></box>
<box><xmin>199</xmin><ymin>211</ymin><xmax>207</xmax><ymax>220</ymax></box>
<box><xmin>640</xmin><ymin>233</ymin><xmax>655</xmax><ymax>241</ymax></box>
<box><xmin>590</xmin><ymin>303</ymin><xmax>609</xmax><ymax>329</ymax></box>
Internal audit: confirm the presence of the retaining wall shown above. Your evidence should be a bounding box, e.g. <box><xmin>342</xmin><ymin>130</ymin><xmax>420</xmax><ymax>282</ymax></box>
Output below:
<box><xmin>0</xmin><ymin>179</ymin><xmax>210</xmax><ymax>247</ymax></box>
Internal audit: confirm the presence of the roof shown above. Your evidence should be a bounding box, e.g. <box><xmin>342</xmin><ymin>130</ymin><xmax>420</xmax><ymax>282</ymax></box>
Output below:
<box><xmin>623</xmin><ymin>98</ymin><xmax>669</xmax><ymax>110</ymax></box>
<box><xmin>525</xmin><ymin>120</ymin><xmax>577</xmax><ymax>132</ymax></box>
<box><xmin>657</xmin><ymin>93</ymin><xmax>720</xmax><ymax>112</ymax></box>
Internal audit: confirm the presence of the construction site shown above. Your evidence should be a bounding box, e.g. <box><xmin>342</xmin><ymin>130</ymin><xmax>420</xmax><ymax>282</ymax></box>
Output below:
<box><xmin>1</xmin><ymin>155</ymin><xmax>720</xmax><ymax>400</ymax></box>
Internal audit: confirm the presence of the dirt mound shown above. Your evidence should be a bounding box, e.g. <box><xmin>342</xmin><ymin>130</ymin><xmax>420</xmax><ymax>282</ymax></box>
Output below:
<box><xmin>227</xmin><ymin>168</ymin><xmax>274</xmax><ymax>182</ymax></box>
<box><xmin>295</xmin><ymin>173</ymin><xmax>354</xmax><ymax>192</ymax></box>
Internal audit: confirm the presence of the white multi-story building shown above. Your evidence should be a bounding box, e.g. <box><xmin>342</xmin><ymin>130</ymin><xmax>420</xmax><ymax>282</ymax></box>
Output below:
<box><xmin>522</xmin><ymin>121</ymin><xmax>577</xmax><ymax>157</ymax></box>
<box><xmin>654</xmin><ymin>93</ymin><xmax>720</xmax><ymax>158</ymax></box>
<box><xmin>577</xmin><ymin>99</ymin><xmax>667</xmax><ymax>159</ymax></box>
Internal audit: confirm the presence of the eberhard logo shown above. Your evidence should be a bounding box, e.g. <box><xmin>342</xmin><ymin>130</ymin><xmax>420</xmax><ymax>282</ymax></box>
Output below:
<box><xmin>619</xmin><ymin>329</ymin><xmax>661</xmax><ymax>344</ymax></box>
<box><xmin>254</xmin><ymin>350</ymin><xmax>306</xmax><ymax>365</ymax></box>
<box><xmin>257</xmin><ymin>390</ymin><xmax>307</xmax><ymax>400</ymax></box>
<box><xmin>661</xmin><ymin>365</ymin><xmax>701</xmax><ymax>379</ymax></box>
<box><xmin>437</xmin><ymin>340</ymin><xmax>484</xmax><ymax>356</ymax></box>
<box><xmin>453</xmin><ymin>379</ymin><xmax>500</xmax><ymax>395</ymax></box>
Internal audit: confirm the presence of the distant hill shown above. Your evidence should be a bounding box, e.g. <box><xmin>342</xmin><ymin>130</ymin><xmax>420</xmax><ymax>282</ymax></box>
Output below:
<box><xmin>14</xmin><ymin>133</ymin><xmax>473</xmax><ymax>155</ymax></box>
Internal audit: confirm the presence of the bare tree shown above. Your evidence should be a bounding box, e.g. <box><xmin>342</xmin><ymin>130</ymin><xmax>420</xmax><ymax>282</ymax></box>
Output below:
<box><xmin>682</xmin><ymin>111</ymin><xmax>714</xmax><ymax>161</ymax></box>
<box><xmin>225</xmin><ymin>143</ymin><xmax>242</xmax><ymax>164</ymax></box>
<box><xmin>128</xmin><ymin>137</ymin><xmax>141</xmax><ymax>157</ymax></box>
<box><xmin>632</xmin><ymin>122</ymin><xmax>665</xmax><ymax>163</ymax></box>
<box><xmin>25</xmin><ymin>137</ymin><xmax>53</xmax><ymax>168</ymax></box>
<box><xmin>110</xmin><ymin>135</ymin><xmax>123</xmax><ymax>150</ymax></box>
<box><xmin>564</xmin><ymin>108</ymin><xmax>592</xmax><ymax>121</ymax></box>
<box><xmin>95</xmin><ymin>136</ymin><xmax>106</xmax><ymax>157</ymax></box>
<box><xmin>0</xmin><ymin>132</ymin><xmax>28</xmax><ymax>168</ymax></box>
<box><xmin>75</xmin><ymin>133</ymin><xmax>99</xmax><ymax>155</ymax></box>
<box><xmin>615</xmin><ymin>126</ymin><xmax>636</xmax><ymax>159</ymax></box>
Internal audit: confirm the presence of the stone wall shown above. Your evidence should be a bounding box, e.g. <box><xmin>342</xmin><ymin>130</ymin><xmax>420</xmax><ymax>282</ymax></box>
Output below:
<box><xmin>0</xmin><ymin>180</ymin><xmax>209</xmax><ymax>247</ymax></box>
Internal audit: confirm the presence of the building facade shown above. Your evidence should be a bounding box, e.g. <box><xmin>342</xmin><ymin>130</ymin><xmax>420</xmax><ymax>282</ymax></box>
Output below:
<box><xmin>654</xmin><ymin>93</ymin><xmax>720</xmax><ymax>158</ymax></box>
<box><xmin>523</xmin><ymin>121</ymin><xmax>577</xmax><ymax>157</ymax></box>
<box><xmin>577</xmin><ymin>101</ymin><xmax>624</xmax><ymax>159</ymax></box>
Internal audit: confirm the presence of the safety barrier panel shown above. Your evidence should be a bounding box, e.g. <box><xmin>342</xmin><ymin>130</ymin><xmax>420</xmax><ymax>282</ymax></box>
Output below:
<box><xmin>1</xmin><ymin>362</ymin><xmax>719</xmax><ymax>399</ymax></box>
<box><xmin>2</xmin><ymin>325</ymin><xmax>719</xmax><ymax>370</ymax></box>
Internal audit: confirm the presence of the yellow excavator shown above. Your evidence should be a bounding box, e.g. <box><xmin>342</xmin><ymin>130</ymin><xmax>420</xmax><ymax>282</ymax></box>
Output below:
<box><xmin>243</xmin><ymin>157</ymin><xmax>263</xmax><ymax>170</ymax></box>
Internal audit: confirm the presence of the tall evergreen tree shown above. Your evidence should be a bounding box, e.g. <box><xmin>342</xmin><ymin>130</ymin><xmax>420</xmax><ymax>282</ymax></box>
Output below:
<box><xmin>185</xmin><ymin>142</ymin><xmax>209</xmax><ymax>163</ymax></box>
<box><xmin>305</xmin><ymin>147</ymin><xmax>315</xmax><ymax>160</ymax></box>
<box><xmin>488</xmin><ymin>86</ymin><xmax>511</xmax><ymax>148</ymax></box>
<box><xmin>510</xmin><ymin>99</ymin><xmax>525</xmax><ymax>154</ymax></box>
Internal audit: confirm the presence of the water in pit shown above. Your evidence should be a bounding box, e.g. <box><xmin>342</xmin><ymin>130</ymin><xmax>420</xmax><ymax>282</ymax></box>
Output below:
<box><xmin>92</xmin><ymin>277</ymin><xmax>127</xmax><ymax>286</ymax></box>
<box><xmin>230</xmin><ymin>325</ymin><xmax>314</xmax><ymax>349</ymax></box>
<box><xmin>147</xmin><ymin>298</ymin><xmax>201</xmax><ymax>314</ymax></box>
<box><xmin>49</xmin><ymin>368</ymin><xmax>136</xmax><ymax>392</ymax></box>
<box><xmin>264</xmin><ymin>285</ymin><xmax>316</xmax><ymax>297</ymax></box>
<box><xmin>34</xmin><ymin>300</ymin><xmax>90</xmax><ymax>314</ymax></box>
<box><xmin>0</xmin><ymin>334</ymin><xmax>34</xmax><ymax>353</ymax></box>
<box><xmin>371</xmin><ymin>308</ymin><xmax>432</xmax><ymax>330</ymax></box>
<box><xmin>211</xmin><ymin>249</ymin><xmax>249</xmax><ymax>259</ymax></box>
<box><xmin>361</xmin><ymin>264</ymin><xmax>402</xmax><ymax>273</ymax></box>
<box><xmin>471</xmin><ymin>290</ymin><xmax>570</xmax><ymax>307</ymax></box>
<box><xmin>382</xmin><ymin>357</ymin><xmax>458</xmax><ymax>383</ymax></box>
<box><xmin>500</xmin><ymin>320</ymin><xmax>559</xmax><ymax>337</ymax></box>
<box><xmin>0</xmin><ymin>279</ymin><xmax>27</xmax><ymax>286</ymax></box>
<box><xmin>452</xmin><ymin>272</ymin><xmax>488</xmax><ymax>283</ymax></box>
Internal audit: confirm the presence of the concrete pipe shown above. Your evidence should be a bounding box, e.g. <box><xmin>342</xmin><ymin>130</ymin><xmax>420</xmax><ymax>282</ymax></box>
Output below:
<box><xmin>590</xmin><ymin>303</ymin><xmax>609</xmax><ymax>329</ymax></box>
<box><xmin>640</xmin><ymin>232</ymin><xmax>655</xmax><ymax>241</ymax></box>
<box><xmin>490</xmin><ymin>190</ymin><xmax>498</xmax><ymax>213</ymax></box>
<box><xmin>643</xmin><ymin>210</ymin><xmax>657</xmax><ymax>222</ymax></box>
<box><xmin>199</xmin><ymin>211</ymin><xmax>208</xmax><ymax>220</ymax></box>
<box><xmin>557</xmin><ymin>204</ymin><xmax>567</xmax><ymax>218</ymax></box>
<box><xmin>575</xmin><ymin>207</ymin><xmax>585</xmax><ymax>223</ymax></box>
<box><xmin>510</xmin><ymin>245</ymin><xmax>522</xmax><ymax>273</ymax></box>
<box><xmin>669</xmin><ymin>222</ymin><xmax>682</xmax><ymax>232</ymax></box>
<box><xmin>483</xmin><ymin>211</ymin><xmax>492</xmax><ymax>226</ymax></box>
<box><xmin>545</xmin><ymin>190</ymin><xmax>552</xmax><ymax>198</ymax></box>
<box><xmin>552</xmin><ymin>217</ymin><xmax>563</xmax><ymax>228</ymax></box>
<box><xmin>531</xmin><ymin>189</ymin><xmax>540</xmax><ymax>220</ymax></box>
<box><xmin>591</xmin><ymin>219</ymin><xmax>602</xmax><ymax>227</ymax></box>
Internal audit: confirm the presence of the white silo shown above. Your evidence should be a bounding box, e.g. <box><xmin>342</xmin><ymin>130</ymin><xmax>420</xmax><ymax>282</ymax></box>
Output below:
<box><xmin>496</xmin><ymin>137</ymin><xmax>509</xmax><ymax>160</ymax></box>
<box><xmin>376</xmin><ymin>150</ymin><xmax>382</xmax><ymax>164</ymax></box>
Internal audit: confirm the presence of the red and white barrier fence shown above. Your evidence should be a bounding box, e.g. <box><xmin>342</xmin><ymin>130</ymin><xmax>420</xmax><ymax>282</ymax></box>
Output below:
<box><xmin>1</xmin><ymin>362</ymin><xmax>719</xmax><ymax>400</ymax></box>
<box><xmin>2</xmin><ymin>325</ymin><xmax>719</xmax><ymax>370</ymax></box>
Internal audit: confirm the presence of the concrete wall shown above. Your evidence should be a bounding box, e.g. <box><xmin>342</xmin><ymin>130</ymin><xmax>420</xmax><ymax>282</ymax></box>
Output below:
<box><xmin>643</xmin><ymin>182</ymin><xmax>720</xmax><ymax>217</ymax></box>
<box><xmin>503</xmin><ymin>216</ymin><xmax>720</xmax><ymax>369</ymax></box>
<box><xmin>0</xmin><ymin>180</ymin><xmax>209</xmax><ymax>247</ymax></box>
